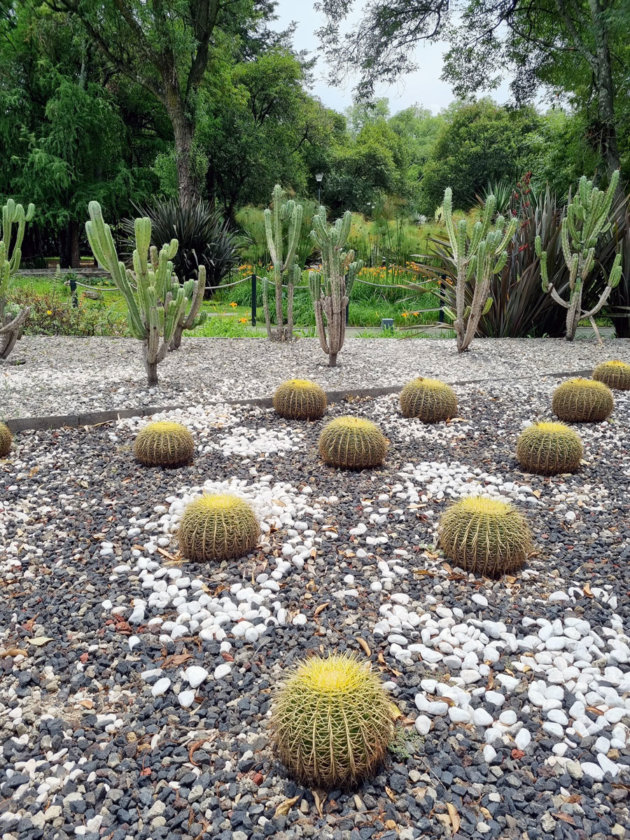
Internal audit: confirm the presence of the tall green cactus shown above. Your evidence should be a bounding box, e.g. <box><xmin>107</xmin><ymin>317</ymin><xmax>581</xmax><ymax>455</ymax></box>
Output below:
<box><xmin>86</xmin><ymin>201</ymin><xmax>205</xmax><ymax>385</ymax></box>
<box><xmin>262</xmin><ymin>184</ymin><xmax>303</xmax><ymax>342</ymax></box>
<box><xmin>443</xmin><ymin>187</ymin><xmax>517</xmax><ymax>352</ymax></box>
<box><xmin>0</xmin><ymin>199</ymin><xmax>35</xmax><ymax>359</ymax></box>
<box><xmin>536</xmin><ymin>170</ymin><xmax>622</xmax><ymax>343</ymax></box>
<box><xmin>309</xmin><ymin>207</ymin><xmax>363</xmax><ymax>367</ymax></box>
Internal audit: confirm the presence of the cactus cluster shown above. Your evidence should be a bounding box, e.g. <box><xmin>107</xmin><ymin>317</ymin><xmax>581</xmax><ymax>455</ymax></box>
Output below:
<box><xmin>439</xmin><ymin>496</ymin><xmax>532</xmax><ymax>577</ymax></box>
<box><xmin>552</xmin><ymin>378</ymin><xmax>614</xmax><ymax>423</ymax></box>
<box><xmin>399</xmin><ymin>377</ymin><xmax>458</xmax><ymax>422</ymax></box>
<box><xmin>516</xmin><ymin>422</ymin><xmax>583</xmax><ymax>475</ymax></box>
<box><xmin>319</xmin><ymin>416</ymin><xmax>387</xmax><ymax>470</ymax></box>
<box><xmin>134</xmin><ymin>421</ymin><xmax>194</xmax><ymax>467</ymax></box>
<box><xmin>178</xmin><ymin>494</ymin><xmax>259</xmax><ymax>562</ymax></box>
<box><xmin>273</xmin><ymin>379</ymin><xmax>327</xmax><ymax>420</ymax></box>
<box><xmin>0</xmin><ymin>422</ymin><xmax>12</xmax><ymax>457</ymax></box>
<box><xmin>271</xmin><ymin>653</ymin><xmax>393</xmax><ymax>790</ymax></box>
<box><xmin>1</xmin><ymin>199</ymin><xmax>35</xmax><ymax>359</ymax></box>
<box><xmin>593</xmin><ymin>360</ymin><xmax>630</xmax><ymax>391</ymax></box>
<box><xmin>262</xmin><ymin>185</ymin><xmax>303</xmax><ymax>342</ymax></box>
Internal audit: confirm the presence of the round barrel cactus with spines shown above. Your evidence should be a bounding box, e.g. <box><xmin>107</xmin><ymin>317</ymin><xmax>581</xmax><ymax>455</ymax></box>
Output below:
<box><xmin>592</xmin><ymin>360</ymin><xmax>630</xmax><ymax>391</ymax></box>
<box><xmin>319</xmin><ymin>416</ymin><xmax>387</xmax><ymax>469</ymax></box>
<box><xmin>134</xmin><ymin>421</ymin><xmax>194</xmax><ymax>467</ymax></box>
<box><xmin>399</xmin><ymin>377</ymin><xmax>458</xmax><ymax>422</ymax></box>
<box><xmin>439</xmin><ymin>496</ymin><xmax>532</xmax><ymax>577</ymax></box>
<box><xmin>552</xmin><ymin>378</ymin><xmax>613</xmax><ymax>423</ymax></box>
<box><xmin>0</xmin><ymin>422</ymin><xmax>12</xmax><ymax>457</ymax></box>
<box><xmin>178</xmin><ymin>494</ymin><xmax>259</xmax><ymax>562</ymax></box>
<box><xmin>516</xmin><ymin>422</ymin><xmax>583</xmax><ymax>475</ymax></box>
<box><xmin>271</xmin><ymin>653</ymin><xmax>393</xmax><ymax>790</ymax></box>
<box><xmin>273</xmin><ymin>379</ymin><xmax>327</xmax><ymax>420</ymax></box>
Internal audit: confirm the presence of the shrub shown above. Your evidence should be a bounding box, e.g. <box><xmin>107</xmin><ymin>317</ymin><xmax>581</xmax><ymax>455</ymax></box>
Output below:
<box><xmin>592</xmin><ymin>360</ymin><xmax>630</xmax><ymax>391</ymax></box>
<box><xmin>399</xmin><ymin>378</ymin><xmax>457</xmax><ymax>422</ymax></box>
<box><xmin>11</xmin><ymin>288</ymin><xmax>127</xmax><ymax>336</ymax></box>
<box><xmin>319</xmin><ymin>417</ymin><xmax>387</xmax><ymax>470</ymax></box>
<box><xmin>552</xmin><ymin>378</ymin><xmax>614</xmax><ymax>423</ymax></box>
<box><xmin>178</xmin><ymin>494</ymin><xmax>259</xmax><ymax>562</ymax></box>
<box><xmin>273</xmin><ymin>380</ymin><xmax>327</xmax><ymax>420</ymax></box>
<box><xmin>133</xmin><ymin>421</ymin><xmax>194</xmax><ymax>467</ymax></box>
<box><xmin>516</xmin><ymin>422</ymin><xmax>583</xmax><ymax>474</ymax></box>
<box><xmin>271</xmin><ymin>653</ymin><xmax>394</xmax><ymax>790</ymax></box>
<box><xmin>0</xmin><ymin>423</ymin><xmax>12</xmax><ymax>457</ymax></box>
<box><xmin>438</xmin><ymin>496</ymin><xmax>532</xmax><ymax>577</ymax></box>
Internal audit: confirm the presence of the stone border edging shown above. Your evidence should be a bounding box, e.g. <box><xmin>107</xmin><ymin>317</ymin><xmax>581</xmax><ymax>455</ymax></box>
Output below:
<box><xmin>4</xmin><ymin>369</ymin><xmax>594</xmax><ymax>433</ymax></box>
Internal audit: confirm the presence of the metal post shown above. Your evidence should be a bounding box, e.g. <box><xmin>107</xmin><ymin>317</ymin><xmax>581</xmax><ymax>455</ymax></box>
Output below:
<box><xmin>70</xmin><ymin>274</ymin><xmax>78</xmax><ymax>308</ymax></box>
<box><xmin>251</xmin><ymin>273</ymin><xmax>257</xmax><ymax>326</ymax></box>
<box><xmin>438</xmin><ymin>276</ymin><xmax>445</xmax><ymax>323</ymax></box>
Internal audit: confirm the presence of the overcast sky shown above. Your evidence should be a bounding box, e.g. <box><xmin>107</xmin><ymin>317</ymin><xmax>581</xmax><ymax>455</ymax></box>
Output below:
<box><xmin>271</xmin><ymin>1</ymin><xmax>511</xmax><ymax>116</ymax></box>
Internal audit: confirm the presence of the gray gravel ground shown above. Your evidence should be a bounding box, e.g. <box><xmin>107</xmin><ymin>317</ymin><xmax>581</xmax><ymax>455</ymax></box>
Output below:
<box><xmin>1</xmin><ymin>372</ymin><xmax>628</xmax><ymax>840</ymax></box>
<box><xmin>2</xmin><ymin>336</ymin><xmax>630</xmax><ymax>418</ymax></box>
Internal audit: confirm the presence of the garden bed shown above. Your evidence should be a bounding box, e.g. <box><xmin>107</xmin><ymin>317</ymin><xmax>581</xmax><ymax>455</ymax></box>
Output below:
<box><xmin>0</xmin><ymin>376</ymin><xmax>628</xmax><ymax>840</ymax></box>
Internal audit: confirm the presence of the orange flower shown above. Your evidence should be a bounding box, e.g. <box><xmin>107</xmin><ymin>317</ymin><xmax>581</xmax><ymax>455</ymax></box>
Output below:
<box><xmin>229</xmin><ymin>302</ymin><xmax>238</xmax><ymax>308</ymax></box>
<box><xmin>239</xmin><ymin>317</ymin><xmax>248</xmax><ymax>324</ymax></box>
<box><xmin>413</xmin><ymin>311</ymin><xmax>420</xmax><ymax>317</ymax></box>
<box><xmin>401</xmin><ymin>312</ymin><xmax>408</xmax><ymax>318</ymax></box>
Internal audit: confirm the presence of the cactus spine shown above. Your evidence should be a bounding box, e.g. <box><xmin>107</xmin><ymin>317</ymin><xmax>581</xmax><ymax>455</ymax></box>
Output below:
<box><xmin>86</xmin><ymin>202</ymin><xmax>205</xmax><ymax>385</ymax></box>
<box><xmin>0</xmin><ymin>199</ymin><xmax>35</xmax><ymax>359</ymax></box>
<box><xmin>443</xmin><ymin>188</ymin><xmax>517</xmax><ymax>353</ymax></box>
<box><xmin>535</xmin><ymin>170</ymin><xmax>622</xmax><ymax>343</ymax></box>
<box><xmin>309</xmin><ymin>207</ymin><xmax>363</xmax><ymax>366</ymax></box>
<box><xmin>262</xmin><ymin>184</ymin><xmax>303</xmax><ymax>342</ymax></box>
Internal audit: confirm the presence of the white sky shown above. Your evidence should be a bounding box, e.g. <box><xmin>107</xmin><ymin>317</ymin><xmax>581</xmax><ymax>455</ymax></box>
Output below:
<box><xmin>272</xmin><ymin>0</ymin><xmax>512</xmax><ymax>116</ymax></box>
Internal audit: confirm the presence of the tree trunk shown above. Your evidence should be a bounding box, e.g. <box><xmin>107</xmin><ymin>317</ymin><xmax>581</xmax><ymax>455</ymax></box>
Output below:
<box><xmin>60</xmin><ymin>220</ymin><xmax>81</xmax><ymax>269</ymax></box>
<box><xmin>588</xmin><ymin>0</ymin><xmax>621</xmax><ymax>178</ymax></box>
<box><xmin>165</xmin><ymin>89</ymin><xmax>200</xmax><ymax>210</ymax></box>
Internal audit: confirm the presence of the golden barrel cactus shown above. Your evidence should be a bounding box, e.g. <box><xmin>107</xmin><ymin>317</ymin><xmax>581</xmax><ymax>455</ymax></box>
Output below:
<box><xmin>592</xmin><ymin>360</ymin><xmax>630</xmax><ymax>391</ymax></box>
<box><xmin>399</xmin><ymin>377</ymin><xmax>457</xmax><ymax>422</ymax></box>
<box><xmin>319</xmin><ymin>416</ymin><xmax>387</xmax><ymax>469</ymax></box>
<box><xmin>439</xmin><ymin>496</ymin><xmax>532</xmax><ymax>577</ymax></box>
<box><xmin>273</xmin><ymin>379</ymin><xmax>327</xmax><ymax>420</ymax></box>
<box><xmin>134</xmin><ymin>421</ymin><xmax>194</xmax><ymax>467</ymax></box>
<box><xmin>0</xmin><ymin>422</ymin><xmax>12</xmax><ymax>457</ymax></box>
<box><xmin>516</xmin><ymin>422</ymin><xmax>583</xmax><ymax>475</ymax></box>
<box><xmin>178</xmin><ymin>494</ymin><xmax>259</xmax><ymax>562</ymax></box>
<box><xmin>271</xmin><ymin>653</ymin><xmax>394</xmax><ymax>790</ymax></box>
<box><xmin>552</xmin><ymin>378</ymin><xmax>614</xmax><ymax>423</ymax></box>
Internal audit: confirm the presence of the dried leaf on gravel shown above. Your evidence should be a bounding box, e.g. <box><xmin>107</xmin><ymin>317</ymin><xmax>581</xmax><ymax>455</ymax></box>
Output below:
<box><xmin>312</xmin><ymin>789</ymin><xmax>326</xmax><ymax>817</ymax></box>
<box><xmin>314</xmin><ymin>602</ymin><xmax>329</xmax><ymax>617</ymax></box>
<box><xmin>356</xmin><ymin>637</ymin><xmax>371</xmax><ymax>657</ymax></box>
<box><xmin>446</xmin><ymin>803</ymin><xmax>461</xmax><ymax>833</ymax></box>
<box><xmin>274</xmin><ymin>795</ymin><xmax>300</xmax><ymax>817</ymax></box>
<box><xmin>0</xmin><ymin>648</ymin><xmax>28</xmax><ymax>658</ymax></box>
<box><xmin>28</xmin><ymin>637</ymin><xmax>54</xmax><ymax>646</ymax></box>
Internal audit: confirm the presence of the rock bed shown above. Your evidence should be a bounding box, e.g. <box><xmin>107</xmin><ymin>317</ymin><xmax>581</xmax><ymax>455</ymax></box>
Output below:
<box><xmin>0</xmin><ymin>378</ymin><xmax>629</xmax><ymax>840</ymax></box>
<box><xmin>2</xmin><ymin>335</ymin><xmax>630</xmax><ymax>419</ymax></box>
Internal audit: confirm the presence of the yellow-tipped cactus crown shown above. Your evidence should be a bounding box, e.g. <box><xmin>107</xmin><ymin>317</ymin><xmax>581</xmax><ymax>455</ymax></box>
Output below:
<box><xmin>592</xmin><ymin>360</ymin><xmax>630</xmax><ymax>391</ymax></box>
<box><xmin>399</xmin><ymin>377</ymin><xmax>458</xmax><ymax>422</ymax></box>
<box><xmin>319</xmin><ymin>416</ymin><xmax>387</xmax><ymax>469</ymax></box>
<box><xmin>516</xmin><ymin>422</ymin><xmax>583</xmax><ymax>475</ymax></box>
<box><xmin>134</xmin><ymin>421</ymin><xmax>194</xmax><ymax>467</ymax></box>
<box><xmin>0</xmin><ymin>422</ymin><xmax>12</xmax><ymax>457</ymax></box>
<box><xmin>273</xmin><ymin>379</ymin><xmax>327</xmax><ymax>420</ymax></box>
<box><xmin>552</xmin><ymin>378</ymin><xmax>613</xmax><ymax>423</ymax></box>
<box><xmin>271</xmin><ymin>653</ymin><xmax>394</xmax><ymax>790</ymax></box>
<box><xmin>178</xmin><ymin>493</ymin><xmax>259</xmax><ymax>562</ymax></box>
<box><xmin>438</xmin><ymin>495</ymin><xmax>532</xmax><ymax>577</ymax></box>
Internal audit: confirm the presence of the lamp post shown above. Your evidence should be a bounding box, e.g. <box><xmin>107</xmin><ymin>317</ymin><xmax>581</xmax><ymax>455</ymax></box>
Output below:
<box><xmin>315</xmin><ymin>172</ymin><xmax>323</xmax><ymax>205</ymax></box>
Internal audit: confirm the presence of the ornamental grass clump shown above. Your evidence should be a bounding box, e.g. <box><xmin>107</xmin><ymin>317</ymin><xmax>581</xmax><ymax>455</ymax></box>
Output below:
<box><xmin>0</xmin><ymin>422</ymin><xmax>12</xmax><ymax>457</ymax></box>
<box><xmin>552</xmin><ymin>378</ymin><xmax>614</xmax><ymax>423</ymax></box>
<box><xmin>271</xmin><ymin>653</ymin><xmax>394</xmax><ymax>790</ymax></box>
<box><xmin>592</xmin><ymin>360</ymin><xmax>630</xmax><ymax>391</ymax></box>
<box><xmin>134</xmin><ymin>421</ymin><xmax>194</xmax><ymax>467</ymax></box>
<box><xmin>399</xmin><ymin>377</ymin><xmax>457</xmax><ymax>422</ymax></box>
<box><xmin>319</xmin><ymin>416</ymin><xmax>387</xmax><ymax>470</ymax></box>
<box><xmin>178</xmin><ymin>494</ymin><xmax>259</xmax><ymax>562</ymax></box>
<box><xmin>439</xmin><ymin>496</ymin><xmax>532</xmax><ymax>577</ymax></box>
<box><xmin>273</xmin><ymin>379</ymin><xmax>327</xmax><ymax>420</ymax></box>
<box><xmin>516</xmin><ymin>422</ymin><xmax>583</xmax><ymax>475</ymax></box>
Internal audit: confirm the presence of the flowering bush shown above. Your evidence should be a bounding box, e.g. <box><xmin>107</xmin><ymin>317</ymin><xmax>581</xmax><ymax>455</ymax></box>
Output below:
<box><xmin>11</xmin><ymin>289</ymin><xmax>128</xmax><ymax>336</ymax></box>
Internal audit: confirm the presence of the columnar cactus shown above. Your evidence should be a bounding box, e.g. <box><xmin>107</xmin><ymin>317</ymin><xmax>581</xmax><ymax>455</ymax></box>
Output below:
<box><xmin>309</xmin><ymin>208</ymin><xmax>363</xmax><ymax>367</ymax></box>
<box><xmin>262</xmin><ymin>184</ymin><xmax>303</xmax><ymax>342</ymax></box>
<box><xmin>273</xmin><ymin>379</ymin><xmax>327</xmax><ymax>420</ymax></box>
<box><xmin>442</xmin><ymin>188</ymin><xmax>517</xmax><ymax>353</ymax></box>
<box><xmin>535</xmin><ymin>171</ymin><xmax>623</xmax><ymax>343</ymax></box>
<box><xmin>0</xmin><ymin>199</ymin><xmax>35</xmax><ymax>360</ymax></box>
<box><xmin>86</xmin><ymin>202</ymin><xmax>205</xmax><ymax>385</ymax></box>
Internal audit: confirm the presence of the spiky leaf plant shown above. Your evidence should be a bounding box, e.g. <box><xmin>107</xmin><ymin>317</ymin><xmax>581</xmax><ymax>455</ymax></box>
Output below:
<box><xmin>399</xmin><ymin>377</ymin><xmax>458</xmax><ymax>422</ymax></box>
<box><xmin>516</xmin><ymin>422</ymin><xmax>583</xmax><ymax>475</ymax></box>
<box><xmin>552</xmin><ymin>378</ymin><xmax>614</xmax><ymax>422</ymax></box>
<box><xmin>319</xmin><ymin>417</ymin><xmax>387</xmax><ymax>470</ymax></box>
<box><xmin>271</xmin><ymin>653</ymin><xmax>394</xmax><ymax>790</ymax></box>
<box><xmin>0</xmin><ymin>422</ymin><xmax>12</xmax><ymax>457</ymax></box>
<box><xmin>592</xmin><ymin>360</ymin><xmax>630</xmax><ymax>391</ymax></box>
<box><xmin>178</xmin><ymin>494</ymin><xmax>259</xmax><ymax>562</ymax></box>
<box><xmin>438</xmin><ymin>496</ymin><xmax>532</xmax><ymax>577</ymax></box>
<box><xmin>134</xmin><ymin>421</ymin><xmax>194</xmax><ymax>467</ymax></box>
<box><xmin>273</xmin><ymin>379</ymin><xmax>327</xmax><ymax>420</ymax></box>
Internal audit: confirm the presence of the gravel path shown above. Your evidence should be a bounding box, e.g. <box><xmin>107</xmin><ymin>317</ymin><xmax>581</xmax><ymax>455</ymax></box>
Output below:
<box><xmin>2</xmin><ymin>336</ymin><xmax>630</xmax><ymax>419</ymax></box>
<box><xmin>1</xmin><ymin>377</ymin><xmax>628</xmax><ymax>840</ymax></box>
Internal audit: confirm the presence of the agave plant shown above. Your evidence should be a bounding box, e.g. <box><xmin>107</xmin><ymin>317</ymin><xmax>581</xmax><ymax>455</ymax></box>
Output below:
<box><xmin>598</xmin><ymin>199</ymin><xmax>629</xmax><ymax>338</ymax></box>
